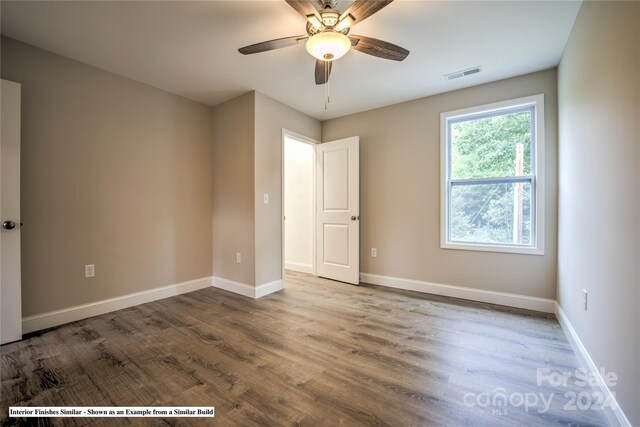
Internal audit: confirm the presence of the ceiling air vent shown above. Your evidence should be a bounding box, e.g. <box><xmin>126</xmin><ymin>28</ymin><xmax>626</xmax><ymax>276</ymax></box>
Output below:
<box><xmin>444</xmin><ymin>66</ymin><xmax>482</xmax><ymax>81</ymax></box>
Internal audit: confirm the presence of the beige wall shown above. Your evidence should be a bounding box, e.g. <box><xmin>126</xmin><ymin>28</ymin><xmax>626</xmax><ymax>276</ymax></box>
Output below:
<box><xmin>254</xmin><ymin>92</ymin><xmax>320</xmax><ymax>286</ymax></box>
<box><xmin>210</xmin><ymin>91</ymin><xmax>320</xmax><ymax>288</ymax></box>
<box><xmin>557</xmin><ymin>2</ymin><xmax>640</xmax><ymax>424</ymax></box>
<box><xmin>322</xmin><ymin>69</ymin><xmax>558</xmax><ymax>299</ymax></box>
<box><xmin>1</xmin><ymin>37</ymin><xmax>214</xmax><ymax>316</ymax></box>
<box><xmin>211</xmin><ymin>92</ymin><xmax>256</xmax><ymax>286</ymax></box>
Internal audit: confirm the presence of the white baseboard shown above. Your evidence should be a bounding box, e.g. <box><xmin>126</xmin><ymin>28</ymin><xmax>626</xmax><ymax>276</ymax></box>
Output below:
<box><xmin>555</xmin><ymin>304</ymin><xmax>631</xmax><ymax>427</ymax></box>
<box><xmin>212</xmin><ymin>277</ymin><xmax>255</xmax><ymax>298</ymax></box>
<box><xmin>212</xmin><ymin>277</ymin><xmax>283</xmax><ymax>299</ymax></box>
<box><xmin>22</xmin><ymin>276</ymin><xmax>213</xmax><ymax>334</ymax></box>
<box><xmin>284</xmin><ymin>261</ymin><xmax>314</xmax><ymax>275</ymax></box>
<box><xmin>359</xmin><ymin>272</ymin><xmax>556</xmax><ymax>313</ymax></box>
<box><xmin>256</xmin><ymin>279</ymin><xmax>284</xmax><ymax>298</ymax></box>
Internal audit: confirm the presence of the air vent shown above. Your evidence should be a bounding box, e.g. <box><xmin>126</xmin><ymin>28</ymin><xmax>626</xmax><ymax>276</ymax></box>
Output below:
<box><xmin>444</xmin><ymin>66</ymin><xmax>482</xmax><ymax>80</ymax></box>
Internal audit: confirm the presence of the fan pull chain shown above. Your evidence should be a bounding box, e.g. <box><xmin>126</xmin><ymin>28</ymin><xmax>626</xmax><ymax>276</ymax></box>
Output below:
<box><xmin>324</xmin><ymin>61</ymin><xmax>330</xmax><ymax>110</ymax></box>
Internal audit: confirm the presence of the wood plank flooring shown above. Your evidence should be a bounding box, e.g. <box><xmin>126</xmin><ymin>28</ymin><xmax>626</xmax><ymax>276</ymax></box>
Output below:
<box><xmin>1</xmin><ymin>271</ymin><xmax>610</xmax><ymax>426</ymax></box>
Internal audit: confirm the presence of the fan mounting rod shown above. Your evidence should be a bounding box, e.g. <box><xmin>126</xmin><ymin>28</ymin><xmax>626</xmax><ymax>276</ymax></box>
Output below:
<box><xmin>318</xmin><ymin>0</ymin><xmax>337</xmax><ymax>9</ymax></box>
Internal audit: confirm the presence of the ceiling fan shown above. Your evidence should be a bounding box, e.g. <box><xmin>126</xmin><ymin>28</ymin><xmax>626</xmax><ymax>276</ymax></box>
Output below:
<box><xmin>238</xmin><ymin>0</ymin><xmax>409</xmax><ymax>85</ymax></box>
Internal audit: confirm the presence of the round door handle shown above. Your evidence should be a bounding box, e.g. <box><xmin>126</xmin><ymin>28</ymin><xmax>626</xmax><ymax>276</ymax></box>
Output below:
<box><xmin>351</xmin><ymin>216</ymin><xmax>359</xmax><ymax>221</ymax></box>
<box><xmin>3</xmin><ymin>221</ymin><xmax>16</xmax><ymax>230</ymax></box>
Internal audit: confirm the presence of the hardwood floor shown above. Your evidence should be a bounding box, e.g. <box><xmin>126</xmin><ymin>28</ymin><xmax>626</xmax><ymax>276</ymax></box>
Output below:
<box><xmin>1</xmin><ymin>271</ymin><xmax>610</xmax><ymax>426</ymax></box>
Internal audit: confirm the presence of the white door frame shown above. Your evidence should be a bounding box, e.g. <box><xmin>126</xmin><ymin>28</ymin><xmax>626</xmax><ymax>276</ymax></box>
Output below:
<box><xmin>281</xmin><ymin>129</ymin><xmax>319</xmax><ymax>286</ymax></box>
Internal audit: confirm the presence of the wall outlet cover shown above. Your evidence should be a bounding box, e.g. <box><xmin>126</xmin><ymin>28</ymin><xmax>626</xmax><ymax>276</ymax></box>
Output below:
<box><xmin>85</xmin><ymin>264</ymin><xmax>95</xmax><ymax>278</ymax></box>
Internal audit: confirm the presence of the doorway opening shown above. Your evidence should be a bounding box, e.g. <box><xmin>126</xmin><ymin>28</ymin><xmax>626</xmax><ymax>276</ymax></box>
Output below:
<box><xmin>282</xmin><ymin>131</ymin><xmax>318</xmax><ymax>279</ymax></box>
<box><xmin>282</xmin><ymin>131</ymin><xmax>360</xmax><ymax>286</ymax></box>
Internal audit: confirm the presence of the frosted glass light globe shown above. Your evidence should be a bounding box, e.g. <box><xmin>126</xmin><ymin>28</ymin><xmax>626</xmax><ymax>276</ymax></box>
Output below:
<box><xmin>306</xmin><ymin>31</ymin><xmax>351</xmax><ymax>61</ymax></box>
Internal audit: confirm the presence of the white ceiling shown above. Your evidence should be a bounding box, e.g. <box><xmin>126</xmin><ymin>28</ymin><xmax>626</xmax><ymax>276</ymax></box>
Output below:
<box><xmin>0</xmin><ymin>0</ymin><xmax>581</xmax><ymax>120</ymax></box>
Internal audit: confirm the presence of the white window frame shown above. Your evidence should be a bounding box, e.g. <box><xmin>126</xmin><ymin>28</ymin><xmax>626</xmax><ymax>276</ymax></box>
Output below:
<box><xmin>440</xmin><ymin>94</ymin><xmax>545</xmax><ymax>255</ymax></box>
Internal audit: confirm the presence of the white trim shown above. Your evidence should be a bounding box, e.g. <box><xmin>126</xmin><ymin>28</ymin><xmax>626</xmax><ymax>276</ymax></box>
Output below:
<box><xmin>555</xmin><ymin>304</ymin><xmax>631</xmax><ymax>427</ymax></box>
<box><xmin>212</xmin><ymin>276</ymin><xmax>283</xmax><ymax>299</ymax></box>
<box><xmin>282</xmin><ymin>129</ymin><xmax>319</xmax><ymax>146</ymax></box>
<box><xmin>440</xmin><ymin>94</ymin><xmax>545</xmax><ymax>256</ymax></box>
<box><xmin>255</xmin><ymin>279</ymin><xmax>284</xmax><ymax>298</ymax></box>
<box><xmin>22</xmin><ymin>277</ymin><xmax>213</xmax><ymax>334</ymax></box>
<box><xmin>212</xmin><ymin>276</ymin><xmax>255</xmax><ymax>298</ymax></box>
<box><xmin>284</xmin><ymin>261</ymin><xmax>314</xmax><ymax>275</ymax></box>
<box><xmin>359</xmin><ymin>272</ymin><xmax>556</xmax><ymax>313</ymax></box>
<box><xmin>441</xmin><ymin>241</ymin><xmax>544</xmax><ymax>256</ymax></box>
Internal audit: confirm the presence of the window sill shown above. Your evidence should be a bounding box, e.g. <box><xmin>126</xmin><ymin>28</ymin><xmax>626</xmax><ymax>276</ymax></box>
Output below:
<box><xmin>441</xmin><ymin>242</ymin><xmax>544</xmax><ymax>256</ymax></box>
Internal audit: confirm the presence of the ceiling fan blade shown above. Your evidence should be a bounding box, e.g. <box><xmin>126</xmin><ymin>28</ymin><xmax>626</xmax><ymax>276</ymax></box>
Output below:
<box><xmin>238</xmin><ymin>35</ymin><xmax>307</xmax><ymax>55</ymax></box>
<box><xmin>315</xmin><ymin>60</ymin><xmax>332</xmax><ymax>85</ymax></box>
<box><xmin>340</xmin><ymin>0</ymin><xmax>393</xmax><ymax>24</ymax></box>
<box><xmin>285</xmin><ymin>0</ymin><xmax>320</xmax><ymax>20</ymax></box>
<box><xmin>349</xmin><ymin>35</ymin><xmax>409</xmax><ymax>61</ymax></box>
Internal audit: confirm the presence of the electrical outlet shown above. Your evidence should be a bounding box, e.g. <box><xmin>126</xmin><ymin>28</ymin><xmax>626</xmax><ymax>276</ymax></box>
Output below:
<box><xmin>371</xmin><ymin>248</ymin><xmax>377</xmax><ymax>257</ymax></box>
<box><xmin>236</xmin><ymin>252</ymin><xmax>242</xmax><ymax>264</ymax></box>
<box><xmin>263</xmin><ymin>194</ymin><xmax>269</xmax><ymax>204</ymax></box>
<box><xmin>85</xmin><ymin>264</ymin><xmax>95</xmax><ymax>278</ymax></box>
<box><xmin>582</xmin><ymin>289</ymin><xmax>588</xmax><ymax>311</ymax></box>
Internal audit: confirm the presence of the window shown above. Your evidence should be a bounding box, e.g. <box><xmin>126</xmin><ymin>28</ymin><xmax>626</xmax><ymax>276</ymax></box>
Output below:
<box><xmin>440</xmin><ymin>94</ymin><xmax>545</xmax><ymax>255</ymax></box>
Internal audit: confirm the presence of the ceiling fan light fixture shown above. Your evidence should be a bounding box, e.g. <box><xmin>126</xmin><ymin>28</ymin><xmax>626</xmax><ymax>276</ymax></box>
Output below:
<box><xmin>306</xmin><ymin>30</ymin><xmax>351</xmax><ymax>61</ymax></box>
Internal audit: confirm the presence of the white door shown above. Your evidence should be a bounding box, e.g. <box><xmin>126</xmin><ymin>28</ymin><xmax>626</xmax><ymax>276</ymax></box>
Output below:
<box><xmin>316</xmin><ymin>136</ymin><xmax>359</xmax><ymax>284</ymax></box>
<box><xmin>1</xmin><ymin>79</ymin><xmax>22</xmax><ymax>345</ymax></box>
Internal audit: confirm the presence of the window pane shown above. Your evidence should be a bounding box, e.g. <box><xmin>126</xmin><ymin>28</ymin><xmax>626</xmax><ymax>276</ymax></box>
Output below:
<box><xmin>450</xmin><ymin>109</ymin><xmax>532</xmax><ymax>180</ymax></box>
<box><xmin>450</xmin><ymin>181</ymin><xmax>532</xmax><ymax>245</ymax></box>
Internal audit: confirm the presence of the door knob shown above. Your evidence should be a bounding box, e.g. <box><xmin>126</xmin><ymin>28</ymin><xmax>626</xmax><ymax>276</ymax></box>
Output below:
<box><xmin>2</xmin><ymin>221</ymin><xmax>16</xmax><ymax>230</ymax></box>
<box><xmin>351</xmin><ymin>216</ymin><xmax>357</xmax><ymax>221</ymax></box>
